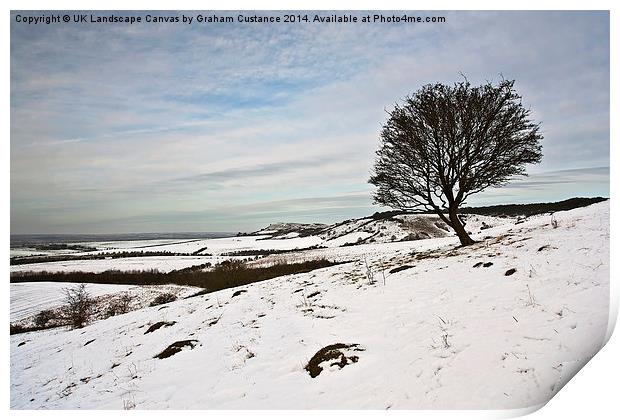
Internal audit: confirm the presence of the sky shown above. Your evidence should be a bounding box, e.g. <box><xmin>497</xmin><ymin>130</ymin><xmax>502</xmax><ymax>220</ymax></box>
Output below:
<box><xmin>10</xmin><ymin>10</ymin><xmax>609</xmax><ymax>234</ymax></box>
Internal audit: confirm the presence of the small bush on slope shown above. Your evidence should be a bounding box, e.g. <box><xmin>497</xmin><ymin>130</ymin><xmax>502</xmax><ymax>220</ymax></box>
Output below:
<box><xmin>105</xmin><ymin>293</ymin><xmax>133</xmax><ymax>316</ymax></box>
<box><xmin>33</xmin><ymin>309</ymin><xmax>57</xmax><ymax>328</ymax></box>
<box><xmin>62</xmin><ymin>284</ymin><xmax>93</xmax><ymax>329</ymax></box>
<box><xmin>149</xmin><ymin>293</ymin><xmax>177</xmax><ymax>307</ymax></box>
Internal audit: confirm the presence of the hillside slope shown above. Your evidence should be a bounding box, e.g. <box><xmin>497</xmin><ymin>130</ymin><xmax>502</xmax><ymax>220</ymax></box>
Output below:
<box><xmin>10</xmin><ymin>202</ymin><xmax>609</xmax><ymax>409</ymax></box>
<box><xmin>254</xmin><ymin>213</ymin><xmax>510</xmax><ymax>247</ymax></box>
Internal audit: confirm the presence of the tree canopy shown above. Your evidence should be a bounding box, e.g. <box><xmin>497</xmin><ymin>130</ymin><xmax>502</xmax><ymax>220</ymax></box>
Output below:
<box><xmin>369</xmin><ymin>79</ymin><xmax>543</xmax><ymax>245</ymax></box>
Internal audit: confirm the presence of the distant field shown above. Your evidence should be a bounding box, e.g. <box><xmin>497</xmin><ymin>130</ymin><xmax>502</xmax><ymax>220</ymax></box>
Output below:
<box><xmin>10</xmin><ymin>282</ymin><xmax>135</xmax><ymax>322</ymax></box>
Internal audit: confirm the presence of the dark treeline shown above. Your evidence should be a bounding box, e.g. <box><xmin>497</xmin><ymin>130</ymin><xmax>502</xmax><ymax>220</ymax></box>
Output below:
<box><xmin>10</xmin><ymin>259</ymin><xmax>341</xmax><ymax>293</ymax></box>
<box><xmin>368</xmin><ymin>197</ymin><xmax>608</xmax><ymax>220</ymax></box>
<box><xmin>221</xmin><ymin>245</ymin><xmax>326</xmax><ymax>257</ymax></box>
<box><xmin>459</xmin><ymin>197</ymin><xmax>608</xmax><ymax>217</ymax></box>
<box><xmin>10</xmin><ymin>250</ymin><xmax>209</xmax><ymax>266</ymax></box>
<box><xmin>31</xmin><ymin>243</ymin><xmax>98</xmax><ymax>252</ymax></box>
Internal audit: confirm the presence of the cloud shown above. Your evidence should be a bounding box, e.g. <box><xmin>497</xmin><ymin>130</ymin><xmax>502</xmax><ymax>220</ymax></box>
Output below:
<box><xmin>10</xmin><ymin>11</ymin><xmax>609</xmax><ymax>233</ymax></box>
<box><xmin>34</xmin><ymin>192</ymin><xmax>376</xmax><ymax>234</ymax></box>
<box><xmin>499</xmin><ymin>167</ymin><xmax>609</xmax><ymax>189</ymax></box>
<box><xmin>470</xmin><ymin>167</ymin><xmax>610</xmax><ymax>206</ymax></box>
<box><xmin>169</xmin><ymin>156</ymin><xmax>345</xmax><ymax>185</ymax></box>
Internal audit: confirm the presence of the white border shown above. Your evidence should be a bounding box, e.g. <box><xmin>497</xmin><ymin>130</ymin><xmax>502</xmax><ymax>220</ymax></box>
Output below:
<box><xmin>3</xmin><ymin>1</ymin><xmax>616</xmax><ymax>419</ymax></box>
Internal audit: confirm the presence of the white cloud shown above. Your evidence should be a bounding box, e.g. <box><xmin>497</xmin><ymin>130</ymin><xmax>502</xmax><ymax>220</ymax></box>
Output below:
<box><xmin>10</xmin><ymin>11</ymin><xmax>609</xmax><ymax>233</ymax></box>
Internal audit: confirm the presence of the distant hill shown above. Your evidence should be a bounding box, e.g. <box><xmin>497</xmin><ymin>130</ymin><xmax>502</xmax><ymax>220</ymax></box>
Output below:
<box><xmin>459</xmin><ymin>196</ymin><xmax>608</xmax><ymax>217</ymax></box>
<box><xmin>251</xmin><ymin>223</ymin><xmax>328</xmax><ymax>238</ymax></box>
<box><xmin>245</xmin><ymin>197</ymin><xmax>608</xmax><ymax>245</ymax></box>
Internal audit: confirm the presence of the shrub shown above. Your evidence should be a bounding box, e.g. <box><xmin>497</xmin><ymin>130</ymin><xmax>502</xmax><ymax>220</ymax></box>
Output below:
<box><xmin>10</xmin><ymin>324</ymin><xmax>31</xmax><ymax>335</ymax></box>
<box><xmin>105</xmin><ymin>293</ymin><xmax>133</xmax><ymax>317</ymax></box>
<box><xmin>10</xmin><ymin>258</ymin><xmax>341</xmax><ymax>294</ymax></box>
<box><xmin>363</xmin><ymin>256</ymin><xmax>375</xmax><ymax>285</ymax></box>
<box><xmin>149</xmin><ymin>292</ymin><xmax>177</xmax><ymax>307</ymax></box>
<box><xmin>62</xmin><ymin>283</ymin><xmax>93</xmax><ymax>329</ymax></box>
<box><xmin>34</xmin><ymin>309</ymin><xmax>57</xmax><ymax>328</ymax></box>
<box><xmin>550</xmin><ymin>214</ymin><xmax>559</xmax><ymax>229</ymax></box>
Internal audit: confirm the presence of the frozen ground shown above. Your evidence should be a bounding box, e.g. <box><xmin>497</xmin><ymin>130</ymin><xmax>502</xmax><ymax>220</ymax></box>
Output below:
<box><xmin>9</xmin><ymin>202</ymin><xmax>610</xmax><ymax>409</ymax></box>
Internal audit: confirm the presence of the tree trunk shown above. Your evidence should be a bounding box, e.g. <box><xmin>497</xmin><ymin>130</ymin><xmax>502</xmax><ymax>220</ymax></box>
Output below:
<box><xmin>448</xmin><ymin>208</ymin><xmax>475</xmax><ymax>246</ymax></box>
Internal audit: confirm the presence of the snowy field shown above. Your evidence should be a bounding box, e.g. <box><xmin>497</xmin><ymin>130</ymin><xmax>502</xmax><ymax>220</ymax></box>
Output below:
<box><xmin>9</xmin><ymin>202</ymin><xmax>609</xmax><ymax>409</ymax></box>
<box><xmin>10</xmin><ymin>238</ymin><xmax>207</xmax><ymax>258</ymax></box>
<box><xmin>10</xmin><ymin>248</ymin><xmax>80</xmax><ymax>258</ymax></box>
<box><xmin>81</xmin><ymin>235</ymin><xmax>323</xmax><ymax>255</ymax></box>
<box><xmin>11</xmin><ymin>255</ymin><xmax>237</xmax><ymax>275</ymax></box>
<box><xmin>10</xmin><ymin>282</ymin><xmax>136</xmax><ymax>322</ymax></box>
<box><xmin>10</xmin><ymin>214</ymin><xmax>508</xmax><ymax>274</ymax></box>
<box><xmin>10</xmin><ymin>282</ymin><xmax>202</xmax><ymax>324</ymax></box>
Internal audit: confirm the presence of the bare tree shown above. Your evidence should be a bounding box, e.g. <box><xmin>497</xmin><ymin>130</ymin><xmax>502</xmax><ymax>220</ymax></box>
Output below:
<box><xmin>369</xmin><ymin>79</ymin><xmax>543</xmax><ymax>246</ymax></box>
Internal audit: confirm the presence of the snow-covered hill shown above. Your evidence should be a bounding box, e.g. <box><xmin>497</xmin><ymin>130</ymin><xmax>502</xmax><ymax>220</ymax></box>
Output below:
<box><xmin>9</xmin><ymin>209</ymin><xmax>529</xmax><ymax>277</ymax></box>
<box><xmin>253</xmin><ymin>222</ymin><xmax>328</xmax><ymax>238</ymax></box>
<box><xmin>252</xmin><ymin>212</ymin><xmax>509</xmax><ymax>246</ymax></box>
<box><xmin>10</xmin><ymin>202</ymin><xmax>609</xmax><ymax>409</ymax></box>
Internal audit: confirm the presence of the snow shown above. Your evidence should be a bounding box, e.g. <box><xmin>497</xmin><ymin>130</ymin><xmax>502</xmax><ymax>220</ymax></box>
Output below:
<box><xmin>10</xmin><ymin>256</ymin><xmax>224</xmax><ymax>275</ymax></box>
<box><xmin>10</xmin><ymin>282</ymin><xmax>203</xmax><ymax>328</ymax></box>
<box><xmin>10</xmin><ymin>248</ymin><xmax>82</xmax><ymax>258</ymax></box>
<box><xmin>10</xmin><ymin>202</ymin><xmax>609</xmax><ymax>409</ymax></box>
<box><xmin>10</xmin><ymin>213</ymin><xmax>505</xmax><ymax>275</ymax></box>
<box><xmin>10</xmin><ymin>282</ymin><xmax>136</xmax><ymax>322</ymax></box>
<box><xmin>323</xmin><ymin>231</ymin><xmax>374</xmax><ymax>247</ymax></box>
<box><xmin>10</xmin><ymin>235</ymin><xmax>325</xmax><ymax>274</ymax></box>
<box><xmin>80</xmin><ymin>235</ymin><xmax>322</xmax><ymax>256</ymax></box>
<box><xmin>320</xmin><ymin>213</ymin><xmax>458</xmax><ymax>245</ymax></box>
<box><xmin>273</xmin><ymin>232</ymin><xmax>300</xmax><ymax>239</ymax></box>
<box><xmin>85</xmin><ymin>239</ymin><xmax>200</xmax><ymax>250</ymax></box>
<box><xmin>190</xmin><ymin>235</ymin><xmax>323</xmax><ymax>255</ymax></box>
